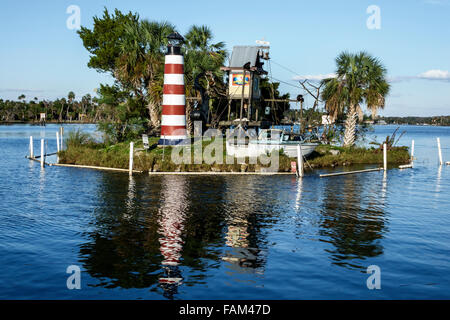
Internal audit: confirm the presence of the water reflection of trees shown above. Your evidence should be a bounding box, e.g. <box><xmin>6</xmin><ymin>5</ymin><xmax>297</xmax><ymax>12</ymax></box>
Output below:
<box><xmin>79</xmin><ymin>173</ymin><xmax>163</xmax><ymax>291</ymax></box>
<box><xmin>78</xmin><ymin>174</ymin><xmax>275</xmax><ymax>298</ymax></box>
<box><xmin>319</xmin><ymin>173</ymin><xmax>387</xmax><ymax>269</ymax></box>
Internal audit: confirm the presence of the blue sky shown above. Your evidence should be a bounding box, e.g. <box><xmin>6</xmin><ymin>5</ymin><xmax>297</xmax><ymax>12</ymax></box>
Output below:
<box><xmin>0</xmin><ymin>0</ymin><xmax>449</xmax><ymax>116</ymax></box>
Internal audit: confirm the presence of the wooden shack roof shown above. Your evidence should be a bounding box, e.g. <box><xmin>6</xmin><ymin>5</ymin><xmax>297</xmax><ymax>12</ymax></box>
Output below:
<box><xmin>229</xmin><ymin>46</ymin><xmax>260</xmax><ymax>68</ymax></box>
<box><xmin>225</xmin><ymin>46</ymin><xmax>268</xmax><ymax>75</ymax></box>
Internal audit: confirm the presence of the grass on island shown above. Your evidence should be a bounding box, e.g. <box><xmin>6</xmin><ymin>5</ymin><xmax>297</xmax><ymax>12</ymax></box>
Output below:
<box><xmin>58</xmin><ymin>131</ymin><xmax>411</xmax><ymax>173</ymax></box>
<box><xmin>307</xmin><ymin>144</ymin><xmax>411</xmax><ymax>168</ymax></box>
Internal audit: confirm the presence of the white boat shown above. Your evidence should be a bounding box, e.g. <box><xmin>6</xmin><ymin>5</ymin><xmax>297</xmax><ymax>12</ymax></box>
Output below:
<box><xmin>226</xmin><ymin>129</ymin><xmax>319</xmax><ymax>158</ymax></box>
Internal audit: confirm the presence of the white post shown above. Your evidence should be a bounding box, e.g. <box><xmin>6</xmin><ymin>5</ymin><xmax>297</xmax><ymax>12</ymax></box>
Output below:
<box><xmin>297</xmin><ymin>143</ymin><xmax>304</xmax><ymax>177</ymax></box>
<box><xmin>40</xmin><ymin>139</ymin><xmax>45</xmax><ymax>168</ymax></box>
<box><xmin>59</xmin><ymin>126</ymin><xmax>64</xmax><ymax>151</ymax></box>
<box><xmin>162</xmin><ymin>135</ymin><xmax>165</xmax><ymax>161</ymax></box>
<box><xmin>56</xmin><ymin>131</ymin><xmax>60</xmax><ymax>163</ymax></box>
<box><xmin>129</xmin><ymin>142</ymin><xmax>134</xmax><ymax>176</ymax></box>
<box><xmin>437</xmin><ymin>137</ymin><xmax>443</xmax><ymax>165</ymax></box>
<box><xmin>29</xmin><ymin>136</ymin><xmax>34</xmax><ymax>158</ymax></box>
<box><xmin>383</xmin><ymin>143</ymin><xmax>387</xmax><ymax>171</ymax></box>
<box><xmin>411</xmin><ymin>140</ymin><xmax>415</xmax><ymax>164</ymax></box>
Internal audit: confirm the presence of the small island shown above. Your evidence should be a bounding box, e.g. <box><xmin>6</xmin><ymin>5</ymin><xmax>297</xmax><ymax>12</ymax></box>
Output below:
<box><xmin>58</xmin><ymin>131</ymin><xmax>410</xmax><ymax>173</ymax></box>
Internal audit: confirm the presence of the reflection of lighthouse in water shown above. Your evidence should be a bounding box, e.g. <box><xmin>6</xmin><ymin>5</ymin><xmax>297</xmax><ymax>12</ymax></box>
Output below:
<box><xmin>157</xmin><ymin>176</ymin><xmax>188</xmax><ymax>298</ymax></box>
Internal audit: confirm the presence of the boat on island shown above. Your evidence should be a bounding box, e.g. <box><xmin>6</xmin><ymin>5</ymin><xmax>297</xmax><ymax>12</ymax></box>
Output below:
<box><xmin>226</xmin><ymin>128</ymin><xmax>319</xmax><ymax>158</ymax></box>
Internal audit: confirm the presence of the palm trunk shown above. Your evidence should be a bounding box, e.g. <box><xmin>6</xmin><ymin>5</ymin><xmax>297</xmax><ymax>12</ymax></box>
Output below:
<box><xmin>59</xmin><ymin>106</ymin><xmax>64</xmax><ymax>122</ymax></box>
<box><xmin>371</xmin><ymin>107</ymin><xmax>377</xmax><ymax>120</ymax></box>
<box><xmin>185</xmin><ymin>100</ymin><xmax>193</xmax><ymax>136</ymax></box>
<box><xmin>343</xmin><ymin>104</ymin><xmax>357</xmax><ymax>147</ymax></box>
<box><xmin>148</xmin><ymin>101</ymin><xmax>161</xmax><ymax>133</ymax></box>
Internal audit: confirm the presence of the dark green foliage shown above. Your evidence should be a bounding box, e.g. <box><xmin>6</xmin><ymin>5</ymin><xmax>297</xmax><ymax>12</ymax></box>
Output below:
<box><xmin>378</xmin><ymin>116</ymin><xmax>450</xmax><ymax>126</ymax></box>
<box><xmin>77</xmin><ymin>8</ymin><xmax>140</xmax><ymax>74</ymax></box>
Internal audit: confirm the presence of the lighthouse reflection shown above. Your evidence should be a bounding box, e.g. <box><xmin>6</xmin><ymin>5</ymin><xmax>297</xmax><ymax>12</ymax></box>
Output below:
<box><xmin>157</xmin><ymin>175</ymin><xmax>189</xmax><ymax>298</ymax></box>
<box><xmin>79</xmin><ymin>174</ymin><xmax>275</xmax><ymax>297</ymax></box>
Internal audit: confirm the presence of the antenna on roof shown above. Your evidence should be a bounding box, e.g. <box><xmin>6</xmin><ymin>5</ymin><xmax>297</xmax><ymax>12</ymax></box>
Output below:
<box><xmin>255</xmin><ymin>39</ymin><xmax>270</xmax><ymax>60</ymax></box>
<box><xmin>255</xmin><ymin>39</ymin><xmax>270</xmax><ymax>47</ymax></box>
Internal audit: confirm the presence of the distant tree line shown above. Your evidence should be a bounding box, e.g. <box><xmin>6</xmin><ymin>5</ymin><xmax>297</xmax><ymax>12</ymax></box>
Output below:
<box><xmin>0</xmin><ymin>92</ymin><xmax>100</xmax><ymax>123</ymax></box>
<box><xmin>378</xmin><ymin>116</ymin><xmax>450</xmax><ymax>126</ymax></box>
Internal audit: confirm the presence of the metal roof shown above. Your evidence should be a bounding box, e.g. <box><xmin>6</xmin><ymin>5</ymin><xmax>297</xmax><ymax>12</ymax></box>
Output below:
<box><xmin>229</xmin><ymin>46</ymin><xmax>260</xmax><ymax>68</ymax></box>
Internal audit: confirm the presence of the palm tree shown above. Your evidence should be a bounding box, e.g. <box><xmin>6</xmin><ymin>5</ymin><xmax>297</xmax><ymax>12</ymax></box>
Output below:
<box><xmin>67</xmin><ymin>91</ymin><xmax>75</xmax><ymax>121</ymax></box>
<box><xmin>183</xmin><ymin>25</ymin><xmax>226</xmax><ymax>132</ymax></box>
<box><xmin>115</xmin><ymin>19</ymin><xmax>175</xmax><ymax>131</ymax></box>
<box><xmin>321</xmin><ymin>52</ymin><xmax>390</xmax><ymax>147</ymax></box>
<box><xmin>17</xmin><ymin>94</ymin><xmax>26</xmax><ymax>120</ymax></box>
<box><xmin>58</xmin><ymin>98</ymin><xmax>67</xmax><ymax>122</ymax></box>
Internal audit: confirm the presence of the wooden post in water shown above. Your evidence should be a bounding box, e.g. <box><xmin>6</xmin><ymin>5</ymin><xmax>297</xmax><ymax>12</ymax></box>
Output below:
<box><xmin>59</xmin><ymin>126</ymin><xmax>64</xmax><ymax>151</ymax></box>
<box><xmin>40</xmin><ymin>139</ymin><xmax>45</xmax><ymax>168</ymax></box>
<box><xmin>239</xmin><ymin>69</ymin><xmax>246</xmax><ymax>122</ymax></box>
<box><xmin>411</xmin><ymin>139</ymin><xmax>415</xmax><ymax>165</ymax></box>
<box><xmin>56</xmin><ymin>131</ymin><xmax>60</xmax><ymax>163</ymax></box>
<box><xmin>437</xmin><ymin>137</ymin><xmax>443</xmax><ymax>165</ymax></box>
<box><xmin>297</xmin><ymin>143</ymin><xmax>304</xmax><ymax>178</ymax></box>
<box><xmin>29</xmin><ymin>136</ymin><xmax>34</xmax><ymax>158</ymax></box>
<box><xmin>383</xmin><ymin>143</ymin><xmax>387</xmax><ymax>171</ymax></box>
<box><xmin>129</xmin><ymin>142</ymin><xmax>134</xmax><ymax>176</ymax></box>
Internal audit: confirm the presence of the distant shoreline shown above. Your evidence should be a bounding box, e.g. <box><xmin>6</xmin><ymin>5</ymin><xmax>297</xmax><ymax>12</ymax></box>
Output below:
<box><xmin>0</xmin><ymin>120</ymin><xmax>96</xmax><ymax>125</ymax></box>
<box><xmin>2</xmin><ymin>121</ymin><xmax>449</xmax><ymax>127</ymax></box>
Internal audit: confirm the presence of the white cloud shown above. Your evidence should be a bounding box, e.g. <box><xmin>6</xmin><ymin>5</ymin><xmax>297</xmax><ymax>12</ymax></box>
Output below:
<box><xmin>292</xmin><ymin>70</ymin><xmax>450</xmax><ymax>84</ymax></box>
<box><xmin>292</xmin><ymin>73</ymin><xmax>336</xmax><ymax>81</ymax></box>
<box><xmin>417</xmin><ymin>69</ymin><xmax>450</xmax><ymax>81</ymax></box>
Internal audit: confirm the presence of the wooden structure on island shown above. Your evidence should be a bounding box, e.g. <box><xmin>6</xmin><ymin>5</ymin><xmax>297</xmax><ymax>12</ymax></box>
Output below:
<box><xmin>220</xmin><ymin>45</ymin><xmax>272</xmax><ymax>128</ymax></box>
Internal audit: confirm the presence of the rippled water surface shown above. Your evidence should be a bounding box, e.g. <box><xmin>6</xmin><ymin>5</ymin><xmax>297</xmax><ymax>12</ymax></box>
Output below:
<box><xmin>0</xmin><ymin>124</ymin><xmax>449</xmax><ymax>299</ymax></box>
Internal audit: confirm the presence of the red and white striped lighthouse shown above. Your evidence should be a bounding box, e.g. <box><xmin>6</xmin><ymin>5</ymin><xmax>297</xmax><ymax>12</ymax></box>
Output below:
<box><xmin>158</xmin><ymin>32</ymin><xmax>187</xmax><ymax>146</ymax></box>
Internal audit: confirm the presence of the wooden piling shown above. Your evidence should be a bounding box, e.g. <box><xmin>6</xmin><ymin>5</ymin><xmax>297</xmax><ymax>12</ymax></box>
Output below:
<box><xmin>297</xmin><ymin>144</ymin><xmax>304</xmax><ymax>178</ymax></box>
<box><xmin>383</xmin><ymin>143</ymin><xmax>387</xmax><ymax>171</ymax></box>
<box><xmin>411</xmin><ymin>139</ymin><xmax>415</xmax><ymax>164</ymax></box>
<box><xmin>56</xmin><ymin>131</ymin><xmax>60</xmax><ymax>164</ymax></box>
<box><xmin>437</xmin><ymin>137</ymin><xmax>443</xmax><ymax>165</ymax></box>
<box><xmin>59</xmin><ymin>126</ymin><xmax>64</xmax><ymax>151</ymax></box>
<box><xmin>320</xmin><ymin>167</ymin><xmax>382</xmax><ymax>178</ymax></box>
<box><xmin>129</xmin><ymin>142</ymin><xmax>134</xmax><ymax>176</ymax></box>
<box><xmin>40</xmin><ymin>139</ymin><xmax>45</xmax><ymax>168</ymax></box>
<box><xmin>50</xmin><ymin>163</ymin><xmax>143</xmax><ymax>173</ymax></box>
<box><xmin>29</xmin><ymin>136</ymin><xmax>34</xmax><ymax>158</ymax></box>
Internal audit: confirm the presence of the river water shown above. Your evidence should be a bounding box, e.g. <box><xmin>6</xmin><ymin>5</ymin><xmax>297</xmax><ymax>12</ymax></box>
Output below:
<box><xmin>0</xmin><ymin>124</ymin><xmax>449</xmax><ymax>299</ymax></box>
